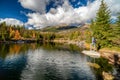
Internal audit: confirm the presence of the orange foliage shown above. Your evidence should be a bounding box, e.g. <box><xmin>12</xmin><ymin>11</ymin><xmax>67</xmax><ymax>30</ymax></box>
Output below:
<box><xmin>9</xmin><ymin>44</ymin><xmax>21</xmax><ymax>54</ymax></box>
<box><xmin>14</xmin><ymin>30</ymin><xmax>21</xmax><ymax>40</ymax></box>
<box><xmin>32</xmin><ymin>32</ymin><xmax>36</xmax><ymax>38</ymax></box>
<box><xmin>10</xmin><ymin>27</ymin><xmax>13</xmax><ymax>32</ymax></box>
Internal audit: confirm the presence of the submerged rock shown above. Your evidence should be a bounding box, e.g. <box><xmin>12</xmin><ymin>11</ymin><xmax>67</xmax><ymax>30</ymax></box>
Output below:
<box><xmin>102</xmin><ymin>71</ymin><xmax>114</xmax><ymax>80</ymax></box>
<box><xmin>87</xmin><ymin>62</ymin><xmax>100</xmax><ymax>69</ymax></box>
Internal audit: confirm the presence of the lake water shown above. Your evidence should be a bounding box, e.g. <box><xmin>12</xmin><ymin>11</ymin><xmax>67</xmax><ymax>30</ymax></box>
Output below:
<box><xmin>0</xmin><ymin>43</ymin><xmax>118</xmax><ymax>80</ymax></box>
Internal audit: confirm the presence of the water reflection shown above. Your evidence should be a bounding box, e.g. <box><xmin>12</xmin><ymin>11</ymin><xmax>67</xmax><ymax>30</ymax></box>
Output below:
<box><xmin>0</xmin><ymin>43</ymin><xmax>115</xmax><ymax>80</ymax></box>
<box><xmin>0</xmin><ymin>53</ymin><xmax>27</xmax><ymax>80</ymax></box>
<box><xmin>21</xmin><ymin>48</ymin><xmax>95</xmax><ymax>80</ymax></box>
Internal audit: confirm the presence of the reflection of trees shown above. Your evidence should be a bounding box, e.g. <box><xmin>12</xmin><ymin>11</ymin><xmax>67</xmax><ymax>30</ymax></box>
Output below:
<box><xmin>9</xmin><ymin>44</ymin><xmax>39</xmax><ymax>54</ymax></box>
<box><xmin>89</xmin><ymin>58</ymin><xmax>113</xmax><ymax>80</ymax></box>
<box><xmin>9</xmin><ymin>44</ymin><xmax>21</xmax><ymax>54</ymax></box>
<box><xmin>69</xmin><ymin>44</ymin><xmax>81</xmax><ymax>52</ymax></box>
<box><xmin>0</xmin><ymin>43</ymin><xmax>82</xmax><ymax>59</ymax></box>
<box><xmin>0</xmin><ymin>44</ymin><xmax>10</xmax><ymax>58</ymax></box>
<box><xmin>95</xmin><ymin>58</ymin><xmax>113</xmax><ymax>72</ymax></box>
<box><xmin>0</xmin><ymin>43</ymin><xmax>40</xmax><ymax>59</ymax></box>
<box><xmin>38</xmin><ymin>42</ymin><xmax>82</xmax><ymax>52</ymax></box>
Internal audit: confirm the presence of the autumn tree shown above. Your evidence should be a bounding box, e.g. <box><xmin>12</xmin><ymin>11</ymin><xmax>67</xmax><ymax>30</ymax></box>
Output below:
<box><xmin>14</xmin><ymin>30</ymin><xmax>21</xmax><ymax>40</ymax></box>
<box><xmin>32</xmin><ymin>31</ymin><xmax>36</xmax><ymax>38</ymax></box>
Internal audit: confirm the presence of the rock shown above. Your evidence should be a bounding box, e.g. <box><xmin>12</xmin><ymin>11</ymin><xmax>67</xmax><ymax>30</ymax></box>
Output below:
<box><xmin>101</xmin><ymin>52</ymin><xmax>120</xmax><ymax>65</ymax></box>
<box><xmin>87</xmin><ymin>62</ymin><xmax>100</xmax><ymax>69</ymax></box>
<box><xmin>102</xmin><ymin>71</ymin><xmax>114</xmax><ymax>80</ymax></box>
<box><xmin>82</xmin><ymin>50</ymin><xmax>100</xmax><ymax>58</ymax></box>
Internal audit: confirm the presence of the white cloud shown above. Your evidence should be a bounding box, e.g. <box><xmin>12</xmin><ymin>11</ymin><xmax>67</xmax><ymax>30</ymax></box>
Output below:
<box><xmin>19</xmin><ymin>0</ymin><xmax>120</xmax><ymax>29</ymax></box>
<box><xmin>25</xmin><ymin>0</ymin><xmax>100</xmax><ymax>29</ymax></box>
<box><xmin>18</xmin><ymin>0</ymin><xmax>64</xmax><ymax>13</ymax></box>
<box><xmin>0</xmin><ymin>18</ymin><xmax>24</xmax><ymax>26</ymax></box>
<box><xmin>105</xmin><ymin>0</ymin><xmax>120</xmax><ymax>14</ymax></box>
<box><xmin>18</xmin><ymin>0</ymin><xmax>49</xmax><ymax>13</ymax></box>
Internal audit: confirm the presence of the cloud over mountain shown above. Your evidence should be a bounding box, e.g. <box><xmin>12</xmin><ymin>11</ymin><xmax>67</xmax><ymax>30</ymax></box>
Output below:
<box><xmin>19</xmin><ymin>0</ymin><xmax>120</xmax><ymax>29</ymax></box>
<box><xmin>25</xmin><ymin>0</ymin><xmax>99</xmax><ymax>29</ymax></box>
<box><xmin>0</xmin><ymin>18</ymin><xmax>24</xmax><ymax>26</ymax></box>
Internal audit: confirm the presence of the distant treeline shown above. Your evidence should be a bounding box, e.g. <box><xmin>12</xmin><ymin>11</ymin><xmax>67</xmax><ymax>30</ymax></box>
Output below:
<box><xmin>0</xmin><ymin>22</ymin><xmax>56</xmax><ymax>42</ymax></box>
<box><xmin>0</xmin><ymin>21</ymin><xmax>86</xmax><ymax>42</ymax></box>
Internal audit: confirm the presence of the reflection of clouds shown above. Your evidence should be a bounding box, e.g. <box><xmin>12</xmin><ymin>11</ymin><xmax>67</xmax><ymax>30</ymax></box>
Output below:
<box><xmin>5</xmin><ymin>54</ymin><xmax>22</xmax><ymax>60</ymax></box>
<box><xmin>0</xmin><ymin>53</ymin><xmax>27</xmax><ymax>80</ymax></box>
<box><xmin>3</xmin><ymin>53</ymin><xmax>27</xmax><ymax>67</ymax></box>
<box><xmin>21</xmin><ymin>49</ymin><xmax>96</xmax><ymax>80</ymax></box>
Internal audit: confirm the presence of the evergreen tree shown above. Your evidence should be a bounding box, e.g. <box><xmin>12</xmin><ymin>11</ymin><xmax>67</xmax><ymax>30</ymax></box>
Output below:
<box><xmin>115</xmin><ymin>13</ymin><xmax>120</xmax><ymax>36</ymax></box>
<box><xmin>90</xmin><ymin>19</ymin><xmax>95</xmax><ymax>35</ymax></box>
<box><xmin>112</xmin><ymin>12</ymin><xmax>120</xmax><ymax>46</ymax></box>
<box><xmin>117</xmin><ymin>13</ymin><xmax>120</xmax><ymax>26</ymax></box>
<box><xmin>91</xmin><ymin>0</ymin><xmax>112</xmax><ymax>50</ymax></box>
<box><xmin>0</xmin><ymin>22</ymin><xmax>10</xmax><ymax>41</ymax></box>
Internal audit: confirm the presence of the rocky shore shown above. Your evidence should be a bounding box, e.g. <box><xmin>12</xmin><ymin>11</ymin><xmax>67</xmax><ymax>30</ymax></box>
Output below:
<box><xmin>83</xmin><ymin>42</ymin><xmax>120</xmax><ymax>65</ymax></box>
<box><xmin>100</xmin><ymin>52</ymin><xmax>120</xmax><ymax>65</ymax></box>
<box><xmin>54</xmin><ymin>40</ymin><xmax>120</xmax><ymax>80</ymax></box>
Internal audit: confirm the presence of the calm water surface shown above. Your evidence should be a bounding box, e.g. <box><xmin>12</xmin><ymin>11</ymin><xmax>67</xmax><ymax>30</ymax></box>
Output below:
<box><xmin>0</xmin><ymin>43</ymin><xmax>118</xmax><ymax>80</ymax></box>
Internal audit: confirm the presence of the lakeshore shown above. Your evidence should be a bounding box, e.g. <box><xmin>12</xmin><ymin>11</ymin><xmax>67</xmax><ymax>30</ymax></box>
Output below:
<box><xmin>1</xmin><ymin>39</ymin><xmax>120</xmax><ymax>66</ymax></box>
<box><xmin>53</xmin><ymin>39</ymin><xmax>120</xmax><ymax>65</ymax></box>
<box><xmin>0</xmin><ymin>43</ymin><xmax>117</xmax><ymax>80</ymax></box>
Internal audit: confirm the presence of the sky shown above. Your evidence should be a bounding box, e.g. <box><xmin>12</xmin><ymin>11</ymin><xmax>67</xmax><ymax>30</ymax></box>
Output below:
<box><xmin>0</xmin><ymin>0</ymin><xmax>120</xmax><ymax>29</ymax></box>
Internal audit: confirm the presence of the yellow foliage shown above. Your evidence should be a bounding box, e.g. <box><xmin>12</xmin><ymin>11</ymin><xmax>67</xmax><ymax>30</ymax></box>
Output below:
<box><xmin>14</xmin><ymin>30</ymin><xmax>21</xmax><ymax>40</ymax></box>
<box><xmin>9</xmin><ymin>44</ymin><xmax>21</xmax><ymax>54</ymax></box>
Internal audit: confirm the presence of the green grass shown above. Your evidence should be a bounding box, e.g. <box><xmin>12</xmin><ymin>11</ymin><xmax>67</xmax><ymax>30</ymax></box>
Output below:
<box><xmin>100</xmin><ymin>47</ymin><xmax>120</xmax><ymax>53</ymax></box>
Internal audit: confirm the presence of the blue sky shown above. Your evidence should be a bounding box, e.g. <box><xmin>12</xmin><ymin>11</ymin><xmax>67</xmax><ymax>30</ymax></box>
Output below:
<box><xmin>0</xmin><ymin>0</ymin><xmax>32</xmax><ymax>22</ymax></box>
<box><xmin>0</xmin><ymin>0</ymin><xmax>120</xmax><ymax>29</ymax></box>
<box><xmin>0</xmin><ymin>0</ymin><xmax>92</xmax><ymax>22</ymax></box>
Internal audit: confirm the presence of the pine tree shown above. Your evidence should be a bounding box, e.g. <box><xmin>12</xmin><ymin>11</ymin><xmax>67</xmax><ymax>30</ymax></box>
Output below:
<box><xmin>117</xmin><ymin>13</ymin><xmax>120</xmax><ymax>25</ymax></box>
<box><xmin>90</xmin><ymin>19</ymin><xmax>95</xmax><ymax>35</ymax></box>
<box><xmin>112</xmin><ymin>12</ymin><xmax>120</xmax><ymax>46</ymax></box>
<box><xmin>115</xmin><ymin>13</ymin><xmax>120</xmax><ymax>36</ymax></box>
<box><xmin>0</xmin><ymin>22</ymin><xmax>10</xmax><ymax>41</ymax></box>
<box><xmin>91</xmin><ymin>0</ymin><xmax>112</xmax><ymax>50</ymax></box>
